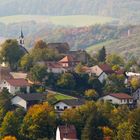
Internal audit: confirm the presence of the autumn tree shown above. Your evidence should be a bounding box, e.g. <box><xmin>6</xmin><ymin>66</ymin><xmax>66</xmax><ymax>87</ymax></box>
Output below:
<box><xmin>98</xmin><ymin>46</ymin><xmax>106</xmax><ymax>62</ymax></box>
<box><xmin>117</xmin><ymin>122</ymin><xmax>132</xmax><ymax>140</ymax></box>
<box><xmin>2</xmin><ymin>136</ymin><xmax>17</xmax><ymax>140</ymax></box>
<box><xmin>0</xmin><ymin>39</ymin><xmax>25</xmax><ymax>70</ymax></box>
<box><xmin>20</xmin><ymin>103</ymin><xmax>56</xmax><ymax>140</ymax></box>
<box><xmin>0</xmin><ymin>110</ymin><xmax>24</xmax><ymax>139</ymax></box>
<box><xmin>110</xmin><ymin>106</ymin><xmax>130</xmax><ymax>128</ymax></box>
<box><xmin>130</xmin><ymin>77</ymin><xmax>140</xmax><ymax>90</ymax></box>
<box><xmin>85</xmin><ymin>89</ymin><xmax>99</xmax><ymax>100</ymax></box>
<box><xmin>57</xmin><ymin>73</ymin><xmax>76</xmax><ymax>90</ymax></box>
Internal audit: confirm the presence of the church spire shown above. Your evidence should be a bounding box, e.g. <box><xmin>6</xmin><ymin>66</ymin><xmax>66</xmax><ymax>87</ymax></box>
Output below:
<box><xmin>19</xmin><ymin>28</ymin><xmax>24</xmax><ymax>47</ymax></box>
<box><xmin>21</xmin><ymin>29</ymin><xmax>24</xmax><ymax>38</ymax></box>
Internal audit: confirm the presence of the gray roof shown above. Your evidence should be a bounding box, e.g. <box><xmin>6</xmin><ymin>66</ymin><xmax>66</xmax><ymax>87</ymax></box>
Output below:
<box><xmin>17</xmin><ymin>93</ymin><xmax>47</xmax><ymax>101</ymax></box>
<box><xmin>55</xmin><ymin>99</ymin><xmax>85</xmax><ymax>106</ymax></box>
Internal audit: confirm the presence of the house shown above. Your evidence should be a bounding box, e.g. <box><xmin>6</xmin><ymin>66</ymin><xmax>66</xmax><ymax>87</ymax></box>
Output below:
<box><xmin>11</xmin><ymin>93</ymin><xmax>46</xmax><ymax>110</ymax></box>
<box><xmin>59</xmin><ymin>55</ymin><xmax>79</xmax><ymax>68</ymax></box>
<box><xmin>68</xmin><ymin>50</ymin><xmax>89</xmax><ymax>64</ymax></box>
<box><xmin>0</xmin><ymin>78</ymin><xmax>30</xmax><ymax>95</ymax></box>
<box><xmin>54</xmin><ymin>99</ymin><xmax>85</xmax><ymax>112</ymax></box>
<box><xmin>47</xmin><ymin>42</ymin><xmax>70</xmax><ymax>54</ymax></box>
<box><xmin>46</xmin><ymin>62</ymin><xmax>67</xmax><ymax>74</ymax></box>
<box><xmin>99</xmin><ymin>93</ymin><xmax>133</xmax><ymax>105</ymax></box>
<box><xmin>132</xmin><ymin>88</ymin><xmax>140</xmax><ymax>107</ymax></box>
<box><xmin>56</xmin><ymin>125</ymin><xmax>78</xmax><ymax>140</ymax></box>
<box><xmin>90</xmin><ymin>64</ymin><xmax>114</xmax><ymax>83</ymax></box>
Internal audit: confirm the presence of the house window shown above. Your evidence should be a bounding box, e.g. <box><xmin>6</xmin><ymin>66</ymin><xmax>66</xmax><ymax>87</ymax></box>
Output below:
<box><xmin>64</xmin><ymin>106</ymin><xmax>68</xmax><ymax>110</ymax></box>
<box><xmin>56</xmin><ymin>106</ymin><xmax>60</xmax><ymax>110</ymax></box>
<box><xmin>108</xmin><ymin>99</ymin><xmax>112</xmax><ymax>102</ymax></box>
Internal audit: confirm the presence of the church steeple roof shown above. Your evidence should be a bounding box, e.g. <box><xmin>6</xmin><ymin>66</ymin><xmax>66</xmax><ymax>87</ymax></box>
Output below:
<box><xmin>20</xmin><ymin>29</ymin><xmax>24</xmax><ymax>38</ymax></box>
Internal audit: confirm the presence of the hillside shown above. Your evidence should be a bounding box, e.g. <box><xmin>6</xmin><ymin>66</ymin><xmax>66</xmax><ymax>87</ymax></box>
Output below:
<box><xmin>86</xmin><ymin>27</ymin><xmax>140</xmax><ymax>59</ymax></box>
<box><xmin>0</xmin><ymin>0</ymin><xmax>139</xmax><ymax>24</ymax></box>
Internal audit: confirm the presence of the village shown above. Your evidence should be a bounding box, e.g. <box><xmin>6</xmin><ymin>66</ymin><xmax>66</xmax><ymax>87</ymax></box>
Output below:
<box><xmin>0</xmin><ymin>31</ymin><xmax>140</xmax><ymax>140</ymax></box>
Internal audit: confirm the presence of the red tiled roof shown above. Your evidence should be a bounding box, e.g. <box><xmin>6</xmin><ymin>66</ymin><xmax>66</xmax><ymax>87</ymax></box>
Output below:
<box><xmin>99</xmin><ymin>64</ymin><xmax>114</xmax><ymax>74</ymax></box>
<box><xmin>59</xmin><ymin>55</ymin><xmax>74</xmax><ymax>63</ymax></box>
<box><xmin>110</xmin><ymin>93</ymin><xmax>133</xmax><ymax>99</ymax></box>
<box><xmin>59</xmin><ymin>125</ymin><xmax>77</xmax><ymax>140</ymax></box>
<box><xmin>6</xmin><ymin>79</ymin><xmax>30</xmax><ymax>87</ymax></box>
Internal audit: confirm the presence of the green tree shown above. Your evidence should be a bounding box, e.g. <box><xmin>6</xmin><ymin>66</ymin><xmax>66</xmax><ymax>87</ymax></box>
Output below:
<box><xmin>98</xmin><ymin>46</ymin><xmax>106</xmax><ymax>62</ymax></box>
<box><xmin>31</xmin><ymin>40</ymin><xmax>60</xmax><ymax>62</ymax></box>
<box><xmin>20</xmin><ymin>54</ymin><xmax>33</xmax><ymax>71</ymax></box>
<box><xmin>0</xmin><ymin>88</ymin><xmax>12</xmax><ymax>111</ymax></box>
<box><xmin>20</xmin><ymin>103</ymin><xmax>56</xmax><ymax>140</ymax></box>
<box><xmin>129</xmin><ymin>108</ymin><xmax>140</xmax><ymax>140</ymax></box>
<box><xmin>57</xmin><ymin>73</ymin><xmax>76</xmax><ymax>90</ymax></box>
<box><xmin>106</xmin><ymin>54</ymin><xmax>124</xmax><ymax>67</ymax></box>
<box><xmin>29</xmin><ymin>65</ymin><xmax>47</xmax><ymax>82</ymax></box>
<box><xmin>81</xmin><ymin>110</ymin><xmax>105</xmax><ymax>140</ymax></box>
<box><xmin>0</xmin><ymin>39</ymin><xmax>25</xmax><ymax>70</ymax></box>
<box><xmin>104</xmin><ymin>74</ymin><xmax>126</xmax><ymax>93</ymax></box>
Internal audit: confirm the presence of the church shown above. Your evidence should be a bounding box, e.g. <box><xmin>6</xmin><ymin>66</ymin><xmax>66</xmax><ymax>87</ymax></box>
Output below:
<box><xmin>0</xmin><ymin>30</ymin><xmax>28</xmax><ymax>68</ymax></box>
<box><xmin>18</xmin><ymin>29</ymin><xmax>28</xmax><ymax>54</ymax></box>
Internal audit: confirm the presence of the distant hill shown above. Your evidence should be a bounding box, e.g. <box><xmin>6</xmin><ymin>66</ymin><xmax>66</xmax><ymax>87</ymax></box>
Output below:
<box><xmin>0</xmin><ymin>0</ymin><xmax>140</xmax><ymax>24</ymax></box>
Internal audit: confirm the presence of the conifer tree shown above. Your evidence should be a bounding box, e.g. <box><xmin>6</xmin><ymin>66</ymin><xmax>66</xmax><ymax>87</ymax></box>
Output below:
<box><xmin>98</xmin><ymin>46</ymin><xmax>106</xmax><ymax>62</ymax></box>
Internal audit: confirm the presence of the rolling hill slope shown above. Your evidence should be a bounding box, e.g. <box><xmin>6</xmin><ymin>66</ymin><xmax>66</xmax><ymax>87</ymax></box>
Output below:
<box><xmin>86</xmin><ymin>32</ymin><xmax>140</xmax><ymax>59</ymax></box>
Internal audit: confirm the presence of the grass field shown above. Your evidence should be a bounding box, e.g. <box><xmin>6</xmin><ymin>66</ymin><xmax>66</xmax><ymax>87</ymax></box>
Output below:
<box><xmin>54</xmin><ymin>92</ymin><xmax>76</xmax><ymax>100</ymax></box>
<box><xmin>0</xmin><ymin>15</ymin><xmax>115</xmax><ymax>27</ymax></box>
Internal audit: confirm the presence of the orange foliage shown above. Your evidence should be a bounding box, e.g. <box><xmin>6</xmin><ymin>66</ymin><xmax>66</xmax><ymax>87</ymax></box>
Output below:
<box><xmin>2</xmin><ymin>136</ymin><xmax>17</xmax><ymax>140</ymax></box>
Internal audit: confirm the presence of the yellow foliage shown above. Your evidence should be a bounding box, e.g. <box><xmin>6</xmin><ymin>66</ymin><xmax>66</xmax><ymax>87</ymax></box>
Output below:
<box><xmin>85</xmin><ymin>89</ymin><xmax>97</xmax><ymax>98</ymax></box>
<box><xmin>2</xmin><ymin>136</ymin><xmax>17</xmax><ymax>140</ymax></box>
<box><xmin>102</xmin><ymin>126</ymin><xmax>113</xmax><ymax>137</ymax></box>
<box><xmin>130</xmin><ymin>77</ymin><xmax>140</xmax><ymax>89</ymax></box>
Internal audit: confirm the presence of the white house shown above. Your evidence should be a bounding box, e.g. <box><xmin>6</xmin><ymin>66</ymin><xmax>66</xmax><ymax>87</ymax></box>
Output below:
<box><xmin>46</xmin><ymin>62</ymin><xmax>67</xmax><ymax>74</ymax></box>
<box><xmin>54</xmin><ymin>99</ymin><xmax>85</xmax><ymax>111</ymax></box>
<box><xmin>90</xmin><ymin>64</ymin><xmax>114</xmax><ymax>83</ymax></box>
<box><xmin>11</xmin><ymin>93</ymin><xmax>46</xmax><ymax>110</ymax></box>
<box><xmin>56</xmin><ymin>125</ymin><xmax>78</xmax><ymax>140</ymax></box>
<box><xmin>0</xmin><ymin>79</ymin><xmax>30</xmax><ymax>95</ymax></box>
<box><xmin>99</xmin><ymin>93</ymin><xmax>133</xmax><ymax>105</ymax></box>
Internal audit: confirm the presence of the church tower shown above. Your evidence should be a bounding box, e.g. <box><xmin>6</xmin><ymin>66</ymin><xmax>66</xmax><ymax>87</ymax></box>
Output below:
<box><xmin>19</xmin><ymin>29</ymin><xmax>25</xmax><ymax>47</ymax></box>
